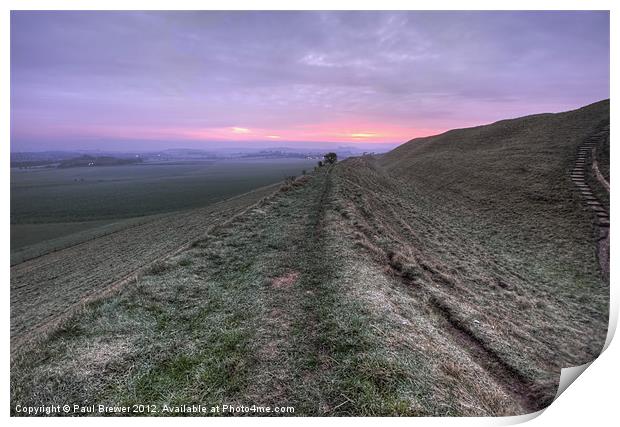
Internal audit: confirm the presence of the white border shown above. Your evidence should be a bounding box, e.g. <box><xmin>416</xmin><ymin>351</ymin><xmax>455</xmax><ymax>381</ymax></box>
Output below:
<box><xmin>2</xmin><ymin>2</ymin><xmax>617</xmax><ymax>426</ymax></box>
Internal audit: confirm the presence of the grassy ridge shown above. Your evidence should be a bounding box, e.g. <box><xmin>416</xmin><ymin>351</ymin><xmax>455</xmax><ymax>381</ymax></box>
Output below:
<box><xmin>381</xmin><ymin>100</ymin><xmax>609</xmax><ymax>268</ymax></box>
<box><xmin>12</xmin><ymin>170</ymin><xmax>518</xmax><ymax>415</ymax></box>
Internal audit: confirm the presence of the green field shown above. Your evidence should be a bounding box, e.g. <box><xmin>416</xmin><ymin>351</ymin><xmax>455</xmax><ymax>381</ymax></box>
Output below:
<box><xmin>11</xmin><ymin>158</ymin><xmax>316</xmax><ymax>253</ymax></box>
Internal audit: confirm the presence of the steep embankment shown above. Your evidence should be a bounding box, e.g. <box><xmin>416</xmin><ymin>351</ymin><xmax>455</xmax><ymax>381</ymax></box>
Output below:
<box><xmin>330</xmin><ymin>99</ymin><xmax>609</xmax><ymax>410</ymax></box>
<box><xmin>11</xmin><ymin>101</ymin><xmax>610</xmax><ymax>416</ymax></box>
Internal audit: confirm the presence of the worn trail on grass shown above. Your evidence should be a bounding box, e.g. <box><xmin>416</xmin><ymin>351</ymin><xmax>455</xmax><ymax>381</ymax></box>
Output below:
<box><xmin>247</xmin><ymin>168</ymin><xmax>337</xmax><ymax>413</ymax></box>
<box><xmin>10</xmin><ymin>184</ymin><xmax>278</xmax><ymax>351</ymax></box>
<box><xmin>350</xmin><ymin>193</ymin><xmax>543</xmax><ymax>413</ymax></box>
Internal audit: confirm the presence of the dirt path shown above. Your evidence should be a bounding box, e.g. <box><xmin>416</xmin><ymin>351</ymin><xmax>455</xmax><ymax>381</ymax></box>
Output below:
<box><xmin>10</xmin><ymin>184</ymin><xmax>279</xmax><ymax>353</ymax></box>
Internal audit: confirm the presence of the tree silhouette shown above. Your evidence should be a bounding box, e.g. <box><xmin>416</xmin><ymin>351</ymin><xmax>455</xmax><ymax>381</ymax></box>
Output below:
<box><xmin>324</xmin><ymin>152</ymin><xmax>337</xmax><ymax>164</ymax></box>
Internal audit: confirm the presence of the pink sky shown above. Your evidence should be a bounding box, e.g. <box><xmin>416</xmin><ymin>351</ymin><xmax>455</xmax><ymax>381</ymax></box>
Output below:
<box><xmin>11</xmin><ymin>11</ymin><xmax>609</xmax><ymax>151</ymax></box>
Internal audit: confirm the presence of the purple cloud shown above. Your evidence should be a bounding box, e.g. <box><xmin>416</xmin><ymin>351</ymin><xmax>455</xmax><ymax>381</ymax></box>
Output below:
<box><xmin>11</xmin><ymin>11</ymin><xmax>609</xmax><ymax>151</ymax></box>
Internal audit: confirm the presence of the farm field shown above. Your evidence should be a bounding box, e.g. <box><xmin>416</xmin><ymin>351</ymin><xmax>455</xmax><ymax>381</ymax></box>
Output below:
<box><xmin>12</xmin><ymin>220</ymin><xmax>116</xmax><ymax>250</ymax></box>
<box><xmin>11</xmin><ymin>158</ymin><xmax>316</xmax><ymax>254</ymax></box>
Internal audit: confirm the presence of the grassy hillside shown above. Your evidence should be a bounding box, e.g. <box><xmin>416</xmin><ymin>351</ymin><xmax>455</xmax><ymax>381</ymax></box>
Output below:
<box><xmin>11</xmin><ymin>101</ymin><xmax>610</xmax><ymax>416</ymax></box>
<box><xmin>381</xmin><ymin>100</ymin><xmax>610</xmax><ymax>273</ymax></box>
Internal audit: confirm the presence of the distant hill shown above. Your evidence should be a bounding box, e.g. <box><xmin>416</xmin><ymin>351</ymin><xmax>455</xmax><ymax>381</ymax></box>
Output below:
<box><xmin>57</xmin><ymin>155</ymin><xmax>143</xmax><ymax>168</ymax></box>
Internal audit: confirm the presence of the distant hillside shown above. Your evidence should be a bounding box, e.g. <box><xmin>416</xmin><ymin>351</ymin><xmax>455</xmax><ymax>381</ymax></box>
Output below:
<box><xmin>58</xmin><ymin>155</ymin><xmax>143</xmax><ymax>168</ymax></box>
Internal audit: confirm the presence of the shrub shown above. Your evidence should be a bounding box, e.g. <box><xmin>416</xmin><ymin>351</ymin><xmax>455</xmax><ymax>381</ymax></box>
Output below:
<box><xmin>324</xmin><ymin>152</ymin><xmax>338</xmax><ymax>164</ymax></box>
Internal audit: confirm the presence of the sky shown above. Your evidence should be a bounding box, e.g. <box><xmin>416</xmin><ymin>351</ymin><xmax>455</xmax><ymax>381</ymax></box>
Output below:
<box><xmin>10</xmin><ymin>11</ymin><xmax>610</xmax><ymax>152</ymax></box>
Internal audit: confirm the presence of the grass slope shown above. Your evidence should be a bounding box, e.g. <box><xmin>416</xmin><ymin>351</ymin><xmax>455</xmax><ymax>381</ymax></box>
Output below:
<box><xmin>381</xmin><ymin>100</ymin><xmax>610</xmax><ymax>278</ymax></box>
<box><xmin>10</xmin><ymin>184</ymin><xmax>278</xmax><ymax>345</ymax></box>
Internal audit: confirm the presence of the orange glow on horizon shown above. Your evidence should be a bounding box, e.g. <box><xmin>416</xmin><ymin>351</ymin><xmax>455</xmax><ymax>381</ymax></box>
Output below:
<box><xmin>26</xmin><ymin>122</ymin><xmax>444</xmax><ymax>145</ymax></box>
<box><xmin>231</xmin><ymin>127</ymin><xmax>250</xmax><ymax>134</ymax></box>
<box><xmin>177</xmin><ymin>123</ymin><xmax>437</xmax><ymax>143</ymax></box>
<box><xmin>350</xmin><ymin>132</ymin><xmax>378</xmax><ymax>138</ymax></box>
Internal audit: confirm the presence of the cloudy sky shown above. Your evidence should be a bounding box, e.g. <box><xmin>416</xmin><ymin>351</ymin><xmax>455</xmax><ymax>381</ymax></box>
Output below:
<box><xmin>11</xmin><ymin>11</ymin><xmax>609</xmax><ymax>151</ymax></box>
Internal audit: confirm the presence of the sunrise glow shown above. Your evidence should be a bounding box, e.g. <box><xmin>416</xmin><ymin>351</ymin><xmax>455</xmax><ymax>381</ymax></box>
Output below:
<box><xmin>10</xmin><ymin>11</ymin><xmax>609</xmax><ymax>151</ymax></box>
